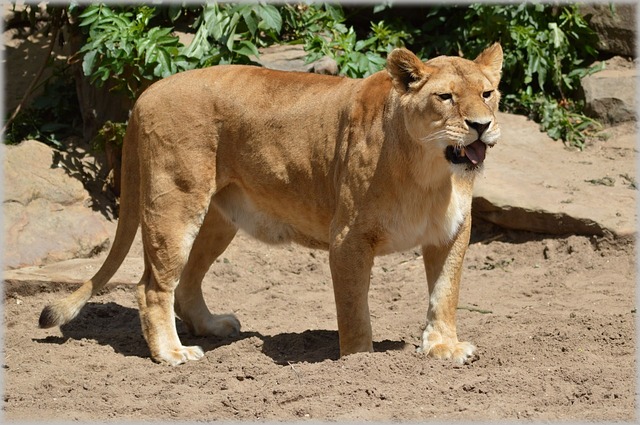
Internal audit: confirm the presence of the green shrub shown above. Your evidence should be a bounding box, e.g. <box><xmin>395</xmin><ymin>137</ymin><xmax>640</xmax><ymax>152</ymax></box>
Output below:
<box><xmin>91</xmin><ymin>120</ymin><xmax>127</xmax><ymax>151</ymax></box>
<box><xmin>305</xmin><ymin>18</ymin><xmax>411</xmax><ymax>78</ymax></box>
<box><xmin>77</xmin><ymin>4</ymin><xmax>181</xmax><ymax>100</ymax></box>
<box><xmin>179</xmin><ymin>2</ymin><xmax>284</xmax><ymax>67</ymax></box>
<box><xmin>5</xmin><ymin>2</ymin><xmax>605</xmax><ymax>150</ymax></box>
<box><xmin>77</xmin><ymin>2</ymin><xmax>286</xmax><ymax>100</ymax></box>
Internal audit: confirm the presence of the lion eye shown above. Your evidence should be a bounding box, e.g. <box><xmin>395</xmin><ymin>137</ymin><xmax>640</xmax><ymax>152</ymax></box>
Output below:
<box><xmin>437</xmin><ymin>93</ymin><xmax>452</xmax><ymax>101</ymax></box>
<box><xmin>482</xmin><ymin>90</ymin><xmax>493</xmax><ymax>99</ymax></box>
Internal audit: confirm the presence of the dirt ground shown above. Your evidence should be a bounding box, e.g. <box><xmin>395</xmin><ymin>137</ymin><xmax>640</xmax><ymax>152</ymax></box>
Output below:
<box><xmin>2</xmin><ymin>220</ymin><xmax>636</xmax><ymax>421</ymax></box>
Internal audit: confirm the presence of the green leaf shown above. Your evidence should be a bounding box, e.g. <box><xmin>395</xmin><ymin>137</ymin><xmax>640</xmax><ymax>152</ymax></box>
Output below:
<box><xmin>78</xmin><ymin>7</ymin><xmax>102</xmax><ymax>27</ymax></box>
<box><xmin>156</xmin><ymin>35</ymin><xmax>179</xmax><ymax>47</ymax></box>
<box><xmin>225</xmin><ymin>12</ymin><xmax>241</xmax><ymax>52</ymax></box>
<box><xmin>97</xmin><ymin>67</ymin><xmax>110</xmax><ymax>83</ymax></box>
<box><xmin>149</xmin><ymin>26</ymin><xmax>173</xmax><ymax>41</ymax></box>
<box><xmin>357</xmin><ymin>36</ymin><xmax>378</xmax><ymax>52</ymax></box>
<box><xmin>78</xmin><ymin>5</ymin><xmax>100</xmax><ymax>19</ymax></box>
<box><xmin>324</xmin><ymin>4</ymin><xmax>345</xmax><ymax>23</ymax></box>
<box><xmin>209</xmin><ymin>12</ymin><xmax>228</xmax><ymax>41</ymax></box>
<box><xmin>233</xmin><ymin>40</ymin><xmax>259</xmax><ymax>58</ymax></box>
<box><xmin>180</xmin><ymin>28</ymin><xmax>209</xmax><ymax>58</ymax></box>
<box><xmin>144</xmin><ymin>43</ymin><xmax>157</xmax><ymax>66</ymax></box>
<box><xmin>537</xmin><ymin>64</ymin><xmax>547</xmax><ymax>90</ymax></box>
<box><xmin>155</xmin><ymin>48</ymin><xmax>172</xmax><ymax>78</ymax></box>
<box><xmin>548</xmin><ymin>22</ymin><xmax>563</xmax><ymax>48</ymax></box>
<box><xmin>256</xmin><ymin>4</ymin><xmax>282</xmax><ymax>32</ymax></box>
<box><xmin>79</xmin><ymin>17</ymin><xmax>97</xmax><ymax>27</ymax></box>
<box><xmin>367</xmin><ymin>52</ymin><xmax>386</xmax><ymax>66</ymax></box>
<box><xmin>242</xmin><ymin>7</ymin><xmax>258</xmax><ymax>36</ymax></box>
<box><xmin>99</xmin><ymin>6</ymin><xmax>114</xmax><ymax>18</ymax></box>
<box><xmin>136</xmin><ymin>39</ymin><xmax>152</xmax><ymax>60</ymax></box>
<box><xmin>82</xmin><ymin>50</ymin><xmax>98</xmax><ymax>76</ymax></box>
<box><xmin>167</xmin><ymin>4</ymin><xmax>182</xmax><ymax>23</ymax></box>
<box><xmin>373</xmin><ymin>3</ymin><xmax>391</xmax><ymax>14</ymax></box>
<box><xmin>103</xmin><ymin>14</ymin><xmax>130</xmax><ymax>30</ymax></box>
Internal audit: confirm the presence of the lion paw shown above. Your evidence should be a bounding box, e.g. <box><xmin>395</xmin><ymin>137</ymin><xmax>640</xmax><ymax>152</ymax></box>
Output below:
<box><xmin>192</xmin><ymin>314</ymin><xmax>241</xmax><ymax>338</ymax></box>
<box><xmin>418</xmin><ymin>327</ymin><xmax>477</xmax><ymax>364</ymax></box>
<box><xmin>418</xmin><ymin>340</ymin><xmax>477</xmax><ymax>364</ymax></box>
<box><xmin>155</xmin><ymin>345</ymin><xmax>205</xmax><ymax>366</ymax></box>
<box><xmin>209</xmin><ymin>314</ymin><xmax>241</xmax><ymax>338</ymax></box>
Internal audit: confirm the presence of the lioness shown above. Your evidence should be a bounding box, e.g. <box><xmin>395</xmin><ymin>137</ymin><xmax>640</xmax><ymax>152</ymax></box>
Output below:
<box><xmin>40</xmin><ymin>44</ymin><xmax>503</xmax><ymax>366</ymax></box>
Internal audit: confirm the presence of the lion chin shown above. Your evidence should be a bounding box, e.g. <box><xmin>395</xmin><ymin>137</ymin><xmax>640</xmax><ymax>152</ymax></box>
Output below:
<box><xmin>39</xmin><ymin>43</ymin><xmax>503</xmax><ymax>366</ymax></box>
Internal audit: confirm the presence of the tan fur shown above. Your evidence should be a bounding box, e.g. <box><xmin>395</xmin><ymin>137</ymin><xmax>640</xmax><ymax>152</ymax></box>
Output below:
<box><xmin>39</xmin><ymin>44</ymin><xmax>503</xmax><ymax>365</ymax></box>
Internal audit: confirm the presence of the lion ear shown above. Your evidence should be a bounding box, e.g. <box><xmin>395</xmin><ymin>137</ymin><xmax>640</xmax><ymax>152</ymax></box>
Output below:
<box><xmin>474</xmin><ymin>43</ymin><xmax>503</xmax><ymax>85</ymax></box>
<box><xmin>386</xmin><ymin>48</ymin><xmax>428</xmax><ymax>93</ymax></box>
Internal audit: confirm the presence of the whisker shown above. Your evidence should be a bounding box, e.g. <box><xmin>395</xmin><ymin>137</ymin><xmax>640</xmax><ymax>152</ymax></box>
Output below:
<box><xmin>420</xmin><ymin>129</ymin><xmax>448</xmax><ymax>143</ymax></box>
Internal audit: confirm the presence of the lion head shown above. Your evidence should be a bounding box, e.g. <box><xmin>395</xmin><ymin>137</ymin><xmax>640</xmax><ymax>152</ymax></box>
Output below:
<box><xmin>386</xmin><ymin>43</ymin><xmax>503</xmax><ymax>171</ymax></box>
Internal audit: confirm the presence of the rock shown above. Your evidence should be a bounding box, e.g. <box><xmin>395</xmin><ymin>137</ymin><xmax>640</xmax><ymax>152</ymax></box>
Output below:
<box><xmin>3</xmin><ymin>140</ymin><xmax>112</xmax><ymax>269</ymax></box>
<box><xmin>542</xmin><ymin>240</ymin><xmax>556</xmax><ymax>260</ymax></box>
<box><xmin>256</xmin><ymin>44</ymin><xmax>308</xmax><ymax>71</ymax></box>
<box><xmin>2</xmin><ymin>26</ymin><xmax>60</xmax><ymax>113</ymax></box>
<box><xmin>581</xmin><ymin>56</ymin><xmax>637</xmax><ymax>124</ymax></box>
<box><xmin>308</xmin><ymin>55</ymin><xmax>339</xmax><ymax>75</ymax></box>
<box><xmin>580</xmin><ymin>4</ymin><xmax>636</xmax><ymax>57</ymax></box>
<box><xmin>3</xmin><ymin>4</ymin><xmax>48</xmax><ymax>111</ymax></box>
<box><xmin>473</xmin><ymin>113</ymin><xmax>636</xmax><ymax>239</ymax></box>
<box><xmin>257</xmin><ymin>44</ymin><xmax>338</xmax><ymax>75</ymax></box>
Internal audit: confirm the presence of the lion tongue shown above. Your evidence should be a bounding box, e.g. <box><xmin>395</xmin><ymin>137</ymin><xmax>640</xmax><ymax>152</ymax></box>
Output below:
<box><xmin>464</xmin><ymin>140</ymin><xmax>487</xmax><ymax>165</ymax></box>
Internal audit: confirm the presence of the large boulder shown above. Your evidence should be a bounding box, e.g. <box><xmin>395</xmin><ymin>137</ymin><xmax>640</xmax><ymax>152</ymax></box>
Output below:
<box><xmin>580</xmin><ymin>4</ymin><xmax>637</xmax><ymax>58</ymax></box>
<box><xmin>581</xmin><ymin>56</ymin><xmax>637</xmax><ymax>124</ymax></box>
<box><xmin>256</xmin><ymin>44</ymin><xmax>338</xmax><ymax>75</ymax></box>
<box><xmin>473</xmin><ymin>113</ymin><xmax>636</xmax><ymax>239</ymax></box>
<box><xmin>3</xmin><ymin>140</ymin><xmax>112</xmax><ymax>269</ymax></box>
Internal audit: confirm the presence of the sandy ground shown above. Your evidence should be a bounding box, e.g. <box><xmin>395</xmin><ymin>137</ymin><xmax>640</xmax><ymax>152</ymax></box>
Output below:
<box><xmin>2</xmin><ymin>222</ymin><xmax>636</xmax><ymax>421</ymax></box>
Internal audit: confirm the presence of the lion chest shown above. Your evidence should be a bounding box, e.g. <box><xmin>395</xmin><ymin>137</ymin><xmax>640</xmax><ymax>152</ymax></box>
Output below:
<box><xmin>378</xmin><ymin>184</ymin><xmax>470</xmax><ymax>254</ymax></box>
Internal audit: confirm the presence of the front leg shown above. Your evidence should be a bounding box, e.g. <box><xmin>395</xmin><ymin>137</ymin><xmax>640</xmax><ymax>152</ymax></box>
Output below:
<box><xmin>329</xmin><ymin>229</ymin><xmax>375</xmax><ymax>356</ymax></box>
<box><xmin>419</xmin><ymin>213</ymin><xmax>477</xmax><ymax>364</ymax></box>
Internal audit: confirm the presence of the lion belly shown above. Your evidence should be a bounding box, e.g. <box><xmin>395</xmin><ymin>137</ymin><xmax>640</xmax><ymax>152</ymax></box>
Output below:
<box><xmin>212</xmin><ymin>183</ymin><xmax>331</xmax><ymax>249</ymax></box>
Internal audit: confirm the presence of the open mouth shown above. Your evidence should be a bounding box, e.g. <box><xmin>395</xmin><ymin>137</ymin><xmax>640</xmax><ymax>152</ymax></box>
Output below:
<box><xmin>445</xmin><ymin>140</ymin><xmax>489</xmax><ymax>169</ymax></box>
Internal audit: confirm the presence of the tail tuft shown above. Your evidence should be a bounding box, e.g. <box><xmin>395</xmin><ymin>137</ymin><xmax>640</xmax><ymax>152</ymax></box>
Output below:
<box><xmin>39</xmin><ymin>304</ymin><xmax>62</xmax><ymax>328</ymax></box>
<box><xmin>38</xmin><ymin>285</ymin><xmax>92</xmax><ymax>329</ymax></box>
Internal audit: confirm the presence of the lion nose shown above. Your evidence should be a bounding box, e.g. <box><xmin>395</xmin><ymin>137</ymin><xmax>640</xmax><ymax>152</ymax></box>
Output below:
<box><xmin>465</xmin><ymin>120</ymin><xmax>490</xmax><ymax>137</ymax></box>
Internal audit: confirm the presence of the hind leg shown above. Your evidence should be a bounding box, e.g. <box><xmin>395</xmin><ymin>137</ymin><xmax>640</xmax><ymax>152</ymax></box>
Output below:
<box><xmin>174</xmin><ymin>204</ymin><xmax>240</xmax><ymax>338</ymax></box>
<box><xmin>137</xmin><ymin>261</ymin><xmax>204</xmax><ymax>366</ymax></box>
<box><xmin>136</xmin><ymin>266</ymin><xmax>205</xmax><ymax>365</ymax></box>
<box><xmin>136</xmin><ymin>185</ymin><xmax>214</xmax><ymax>365</ymax></box>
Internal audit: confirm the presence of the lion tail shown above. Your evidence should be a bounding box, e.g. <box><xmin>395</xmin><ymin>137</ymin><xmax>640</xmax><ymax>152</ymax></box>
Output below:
<box><xmin>39</xmin><ymin>116</ymin><xmax>142</xmax><ymax>329</ymax></box>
